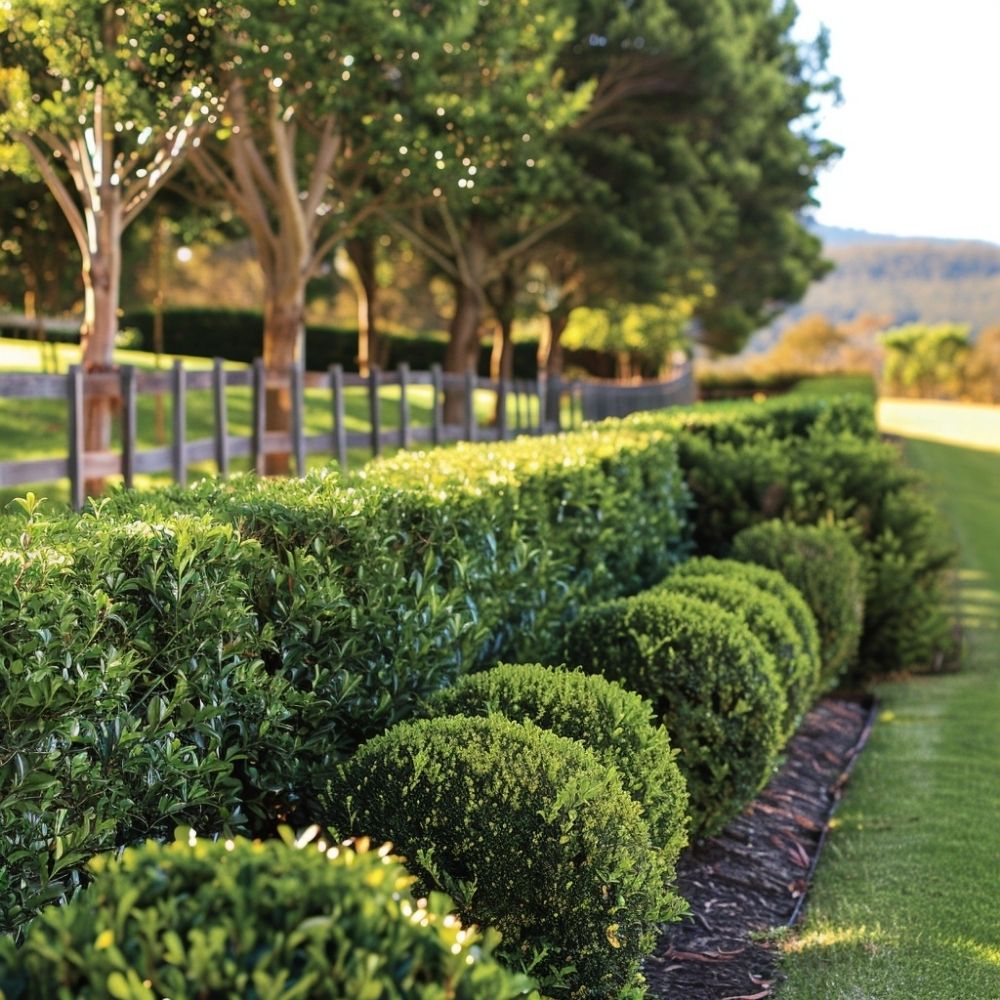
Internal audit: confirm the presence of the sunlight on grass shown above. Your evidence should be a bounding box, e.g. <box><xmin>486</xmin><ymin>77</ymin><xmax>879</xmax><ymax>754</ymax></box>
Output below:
<box><xmin>777</xmin><ymin>433</ymin><xmax>1000</xmax><ymax>1000</ymax></box>
<box><xmin>877</xmin><ymin>398</ymin><xmax>1000</xmax><ymax>454</ymax></box>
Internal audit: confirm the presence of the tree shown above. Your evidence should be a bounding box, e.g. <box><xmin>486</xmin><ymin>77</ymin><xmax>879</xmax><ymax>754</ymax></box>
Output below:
<box><xmin>381</xmin><ymin>0</ymin><xmax>592</xmax><ymax>422</ymax></box>
<box><xmin>534</xmin><ymin>0</ymin><xmax>839</xmax><ymax>409</ymax></box>
<box><xmin>964</xmin><ymin>325</ymin><xmax>1000</xmax><ymax>403</ymax></box>
<box><xmin>0</xmin><ymin>1</ymin><xmax>225</xmax><ymax>487</ymax></box>
<box><xmin>188</xmin><ymin>0</ymin><xmax>484</xmax><ymax>470</ymax></box>
<box><xmin>762</xmin><ymin>313</ymin><xmax>848</xmax><ymax>372</ymax></box>
<box><xmin>562</xmin><ymin>297</ymin><xmax>694</xmax><ymax>378</ymax></box>
<box><xmin>880</xmin><ymin>323</ymin><xmax>971</xmax><ymax>399</ymax></box>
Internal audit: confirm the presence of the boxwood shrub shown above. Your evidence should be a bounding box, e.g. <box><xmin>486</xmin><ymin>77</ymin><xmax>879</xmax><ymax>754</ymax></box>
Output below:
<box><xmin>664</xmin><ymin>414</ymin><xmax>954</xmax><ymax>675</ymax></box>
<box><xmin>0</xmin><ymin>831</ymin><xmax>535</xmax><ymax>1000</ymax></box>
<box><xmin>563</xmin><ymin>591</ymin><xmax>785</xmax><ymax>836</ymax></box>
<box><xmin>325</xmin><ymin>714</ymin><xmax>680</xmax><ymax>999</ymax></box>
<box><xmin>423</xmin><ymin>662</ymin><xmax>689</xmax><ymax>861</ymax></box>
<box><xmin>731</xmin><ymin>519</ymin><xmax>866</xmax><ymax>686</ymax></box>
<box><xmin>659</xmin><ymin>571</ymin><xmax>818</xmax><ymax>737</ymax></box>
<box><xmin>0</xmin><ymin>510</ymin><xmax>303</xmax><ymax>937</ymax></box>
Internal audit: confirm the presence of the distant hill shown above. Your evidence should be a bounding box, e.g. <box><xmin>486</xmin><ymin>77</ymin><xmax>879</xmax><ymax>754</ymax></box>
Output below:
<box><xmin>744</xmin><ymin>226</ymin><xmax>1000</xmax><ymax>355</ymax></box>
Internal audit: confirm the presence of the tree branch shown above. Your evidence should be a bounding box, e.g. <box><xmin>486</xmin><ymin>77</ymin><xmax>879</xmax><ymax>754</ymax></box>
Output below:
<box><xmin>379</xmin><ymin>209</ymin><xmax>459</xmax><ymax>279</ymax></box>
<box><xmin>495</xmin><ymin>210</ymin><xmax>576</xmax><ymax>268</ymax></box>
<box><xmin>15</xmin><ymin>131</ymin><xmax>90</xmax><ymax>260</ymax></box>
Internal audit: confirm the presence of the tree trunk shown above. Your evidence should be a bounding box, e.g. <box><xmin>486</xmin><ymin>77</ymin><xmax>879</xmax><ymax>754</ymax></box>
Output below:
<box><xmin>262</xmin><ymin>284</ymin><xmax>306</xmax><ymax>475</ymax></box>
<box><xmin>80</xmin><ymin>227</ymin><xmax>122</xmax><ymax>497</ymax></box>
<box><xmin>540</xmin><ymin>311</ymin><xmax>568</xmax><ymax>424</ymax></box>
<box><xmin>443</xmin><ymin>282</ymin><xmax>482</xmax><ymax>425</ymax></box>
<box><xmin>345</xmin><ymin>236</ymin><xmax>379</xmax><ymax>375</ymax></box>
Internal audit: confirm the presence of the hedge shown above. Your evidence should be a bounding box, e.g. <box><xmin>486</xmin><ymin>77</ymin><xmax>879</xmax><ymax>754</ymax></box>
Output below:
<box><xmin>0</xmin><ymin>832</ymin><xmax>535</xmax><ymax>999</ymax></box>
<box><xmin>563</xmin><ymin>591</ymin><xmax>786</xmax><ymax>836</ymax></box>
<box><xmin>619</xmin><ymin>395</ymin><xmax>953</xmax><ymax>675</ymax></box>
<box><xmin>326</xmin><ymin>714</ymin><xmax>679</xmax><ymax>999</ymax></box>
<box><xmin>660</xmin><ymin>568</ymin><xmax>819</xmax><ymax>737</ymax></box>
<box><xmin>731</xmin><ymin>520</ymin><xmax>866</xmax><ymax>686</ymax></box>
<box><xmin>0</xmin><ymin>426</ymin><xmax>689</xmax><ymax>934</ymax></box>
<box><xmin>424</xmin><ymin>662</ymin><xmax>689</xmax><ymax>861</ymax></box>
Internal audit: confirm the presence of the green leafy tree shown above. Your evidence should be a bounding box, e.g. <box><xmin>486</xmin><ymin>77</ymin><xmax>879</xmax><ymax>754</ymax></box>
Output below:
<box><xmin>0</xmin><ymin>1</ymin><xmax>225</xmax><ymax>487</ymax></box>
<box><xmin>0</xmin><ymin>0</ymin><xmax>225</xmax><ymax>488</ymax></box>
<box><xmin>189</xmin><ymin>0</ymin><xmax>490</xmax><ymax>469</ymax></box>
<box><xmin>382</xmin><ymin>0</ymin><xmax>592</xmax><ymax>422</ymax></box>
<box><xmin>562</xmin><ymin>296</ymin><xmax>694</xmax><ymax>378</ymax></box>
<box><xmin>881</xmin><ymin>322</ymin><xmax>971</xmax><ymax>399</ymax></box>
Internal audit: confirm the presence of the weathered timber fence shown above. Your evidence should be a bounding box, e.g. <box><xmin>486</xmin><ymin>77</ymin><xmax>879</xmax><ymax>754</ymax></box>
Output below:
<box><xmin>0</xmin><ymin>360</ymin><xmax>694</xmax><ymax>508</ymax></box>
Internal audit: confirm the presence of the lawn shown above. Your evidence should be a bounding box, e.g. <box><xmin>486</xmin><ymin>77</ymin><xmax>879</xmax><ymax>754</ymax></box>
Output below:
<box><xmin>0</xmin><ymin>337</ymin><xmax>544</xmax><ymax>508</ymax></box>
<box><xmin>777</xmin><ymin>404</ymin><xmax>1000</xmax><ymax>999</ymax></box>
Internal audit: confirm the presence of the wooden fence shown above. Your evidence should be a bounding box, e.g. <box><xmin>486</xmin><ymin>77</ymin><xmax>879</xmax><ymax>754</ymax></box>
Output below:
<box><xmin>0</xmin><ymin>359</ymin><xmax>694</xmax><ymax>508</ymax></box>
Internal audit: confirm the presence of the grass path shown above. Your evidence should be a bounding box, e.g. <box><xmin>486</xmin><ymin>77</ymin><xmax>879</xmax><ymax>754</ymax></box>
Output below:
<box><xmin>777</xmin><ymin>404</ymin><xmax>1000</xmax><ymax>999</ymax></box>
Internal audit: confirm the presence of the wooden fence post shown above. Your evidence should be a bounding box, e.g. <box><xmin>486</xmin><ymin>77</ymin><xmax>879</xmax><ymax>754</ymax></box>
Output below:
<box><xmin>398</xmin><ymin>361</ymin><xmax>411</xmax><ymax>449</ymax></box>
<box><xmin>331</xmin><ymin>364</ymin><xmax>347</xmax><ymax>470</ymax></box>
<box><xmin>431</xmin><ymin>363</ymin><xmax>443</xmax><ymax>446</ymax></box>
<box><xmin>369</xmin><ymin>365</ymin><xmax>381</xmax><ymax>457</ymax></box>
<box><xmin>252</xmin><ymin>358</ymin><xmax>266</xmax><ymax>476</ymax></box>
<box><xmin>291</xmin><ymin>361</ymin><xmax>306</xmax><ymax>476</ymax></box>
<box><xmin>171</xmin><ymin>359</ymin><xmax>187</xmax><ymax>487</ymax></box>
<box><xmin>464</xmin><ymin>367</ymin><xmax>476</xmax><ymax>442</ymax></box>
<box><xmin>497</xmin><ymin>377</ymin><xmax>508</xmax><ymax>441</ymax></box>
<box><xmin>68</xmin><ymin>364</ymin><xmax>84</xmax><ymax>510</ymax></box>
<box><xmin>536</xmin><ymin>378</ymin><xmax>546</xmax><ymax>435</ymax></box>
<box><xmin>120</xmin><ymin>365</ymin><xmax>137</xmax><ymax>489</ymax></box>
<box><xmin>212</xmin><ymin>357</ymin><xmax>229</xmax><ymax>478</ymax></box>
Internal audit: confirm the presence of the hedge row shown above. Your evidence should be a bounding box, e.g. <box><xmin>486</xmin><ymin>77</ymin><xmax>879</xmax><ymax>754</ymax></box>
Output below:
<box><xmin>0</xmin><ymin>427</ymin><xmax>689</xmax><ymax>937</ymax></box>
<box><xmin>0</xmin><ymin>390</ymin><xmax>953</xmax><ymax>995</ymax></box>
<box><xmin>118</xmin><ymin>307</ymin><xmax>614</xmax><ymax>379</ymax></box>
<box><xmin>621</xmin><ymin>393</ymin><xmax>955</xmax><ymax>676</ymax></box>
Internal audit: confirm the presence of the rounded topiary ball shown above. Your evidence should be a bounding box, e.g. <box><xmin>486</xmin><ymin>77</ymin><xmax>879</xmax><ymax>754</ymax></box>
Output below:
<box><xmin>564</xmin><ymin>591</ymin><xmax>786</xmax><ymax>836</ymax></box>
<box><xmin>424</xmin><ymin>662</ymin><xmax>689</xmax><ymax>863</ymax></box>
<box><xmin>660</xmin><ymin>571</ymin><xmax>819</xmax><ymax>737</ymax></box>
<box><xmin>669</xmin><ymin>555</ymin><xmax>821</xmax><ymax>669</ymax></box>
<box><xmin>325</xmin><ymin>714</ymin><xmax>680</xmax><ymax>999</ymax></box>
<box><xmin>730</xmin><ymin>520</ymin><xmax>865</xmax><ymax>687</ymax></box>
<box><xmin>0</xmin><ymin>832</ymin><xmax>533</xmax><ymax>1000</ymax></box>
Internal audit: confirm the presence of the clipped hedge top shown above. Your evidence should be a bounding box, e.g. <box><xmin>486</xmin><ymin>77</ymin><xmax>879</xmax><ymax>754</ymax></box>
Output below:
<box><xmin>0</xmin><ymin>830</ymin><xmax>535</xmax><ymax>1000</ymax></box>
<box><xmin>659</xmin><ymin>570</ymin><xmax>819</xmax><ymax>735</ymax></box>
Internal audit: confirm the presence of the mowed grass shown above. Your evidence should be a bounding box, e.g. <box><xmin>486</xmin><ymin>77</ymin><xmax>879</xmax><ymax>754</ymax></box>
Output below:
<box><xmin>778</xmin><ymin>405</ymin><xmax>1000</xmax><ymax>999</ymax></box>
<box><xmin>0</xmin><ymin>337</ymin><xmax>545</xmax><ymax>509</ymax></box>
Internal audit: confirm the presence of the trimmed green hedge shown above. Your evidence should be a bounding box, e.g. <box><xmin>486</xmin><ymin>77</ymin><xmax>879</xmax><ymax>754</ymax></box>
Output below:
<box><xmin>660</xmin><ymin>567</ymin><xmax>818</xmax><ymax>737</ymax></box>
<box><xmin>731</xmin><ymin>520</ymin><xmax>866</xmax><ymax>686</ymax></box>
<box><xmin>326</xmin><ymin>714</ymin><xmax>679</xmax><ymax>999</ymax></box>
<box><xmin>563</xmin><ymin>591</ymin><xmax>785</xmax><ymax>836</ymax></box>
<box><xmin>424</xmin><ymin>662</ymin><xmax>689</xmax><ymax>861</ymax></box>
<box><xmin>0</xmin><ymin>426</ymin><xmax>689</xmax><ymax>935</ymax></box>
<box><xmin>0</xmin><ymin>832</ymin><xmax>535</xmax><ymax>999</ymax></box>
<box><xmin>619</xmin><ymin>394</ymin><xmax>953</xmax><ymax>676</ymax></box>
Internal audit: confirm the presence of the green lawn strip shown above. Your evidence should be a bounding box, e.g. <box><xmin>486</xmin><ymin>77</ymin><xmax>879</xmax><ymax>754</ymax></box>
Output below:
<box><xmin>777</xmin><ymin>436</ymin><xmax>1000</xmax><ymax>999</ymax></box>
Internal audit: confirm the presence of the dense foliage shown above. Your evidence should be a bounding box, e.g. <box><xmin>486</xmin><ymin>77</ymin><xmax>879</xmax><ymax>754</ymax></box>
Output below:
<box><xmin>660</xmin><ymin>566</ymin><xmax>819</xmax><ymax>736</ymax></box>
<box><xmin>731</xmin><ymin>520</ymin><xmax>866</xmax><ymax>686</ymax></box>
<box><xmin>424</xmin><ymin>662</ymin><xmax>689</xmax><ymax>860</ymax></box>
<box><xmin>633</xmin><ymin>398</ymin><xmax>955</xmax><ymax>675</ymax></box>
<box><xmin>326</xmin><ymin>714</ymin><xmax>679</xmax><ymax>999</ymax></box>
<box><xmin>563</xmin><ymin>591</ymin><xmax>785</xmax><ymax>836</ymax></box>
<box><xmin>0</xmin><ymin>831</ymin><xmax>534</xmax><ymax>999</ymax></box>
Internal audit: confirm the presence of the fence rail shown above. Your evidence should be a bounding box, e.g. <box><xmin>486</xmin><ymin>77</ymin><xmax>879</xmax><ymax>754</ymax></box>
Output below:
<box><xmin>0</xmin><ymin>359</ymin><xmax>694</xmax><ymax>508</ymax></box>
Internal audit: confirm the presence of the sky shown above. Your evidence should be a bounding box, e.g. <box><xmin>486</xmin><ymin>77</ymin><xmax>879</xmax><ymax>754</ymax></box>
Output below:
<box><xmin>792</xmin><ymin>0</ymin><xmax>1000</xmax><ymax>245</ymax></box>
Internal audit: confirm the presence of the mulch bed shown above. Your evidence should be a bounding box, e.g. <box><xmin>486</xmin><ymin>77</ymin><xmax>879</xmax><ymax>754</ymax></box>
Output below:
<box><xmin>644</xmin><ymin>698</ymin><xmax>876</xmax><ymax>1000</ymax></box>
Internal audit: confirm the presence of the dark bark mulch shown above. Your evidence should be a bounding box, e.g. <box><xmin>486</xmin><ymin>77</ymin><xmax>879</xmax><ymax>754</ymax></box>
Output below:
<box><xmin>644</xmin><ymin>698</ymin><xmax>876</xmax><ymax>1000</ymax></box>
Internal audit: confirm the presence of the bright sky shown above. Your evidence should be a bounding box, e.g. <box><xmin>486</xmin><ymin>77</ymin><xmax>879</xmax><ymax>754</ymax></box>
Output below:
<box><xmin>793</xmin><ymin>0</ymin><xmax>1000</xmax><ymax>245</ymax></box>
